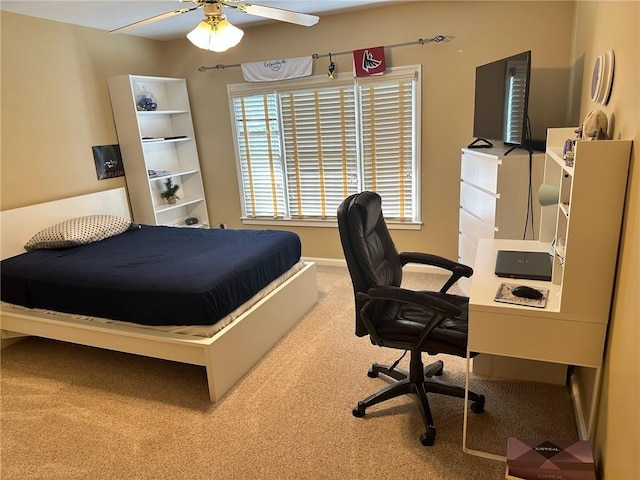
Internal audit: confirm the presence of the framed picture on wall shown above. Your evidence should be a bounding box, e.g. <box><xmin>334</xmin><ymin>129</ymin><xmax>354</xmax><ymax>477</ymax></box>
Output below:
<box><xmin>92</xmin><ymin>144</ymin><xmax>124</xmax><ymax>180</ymax></box>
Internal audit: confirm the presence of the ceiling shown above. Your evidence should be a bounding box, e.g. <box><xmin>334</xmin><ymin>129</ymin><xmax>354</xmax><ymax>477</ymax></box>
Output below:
<box><xmin>0</xmin><ymin>0</ymin><xmax>399</xmax><ymax>41</ymax></box>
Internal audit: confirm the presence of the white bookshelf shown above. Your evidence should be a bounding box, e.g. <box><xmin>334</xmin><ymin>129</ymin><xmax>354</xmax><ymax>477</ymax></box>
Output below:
<box><xmin>107</xmin><ymin>75</ymin><xmax>209</xmax><ymax>227</ymax></box>
<box><xmin>539</xmin><ymin>127</ymin><xmax>632</xmax><ymax>316</ymax></box>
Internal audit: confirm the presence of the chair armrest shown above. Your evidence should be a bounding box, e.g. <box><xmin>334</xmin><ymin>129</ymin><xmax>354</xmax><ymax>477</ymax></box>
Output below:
<box><xmin>399</xmin><ymin>252</ymin><xmax>473</xmax><ymax>293</ymax></box>
<box><xmin>400</xmin><ymin>251</ymin><xmax>473</xmax><ymax>276</ymax></box>
<box><xmin>365</xmin><ymin>286</ymin><xmax>461</xmax><ymax>318</ymax></box>
<box><xmin>357</xmin><ymin>286</ymin><xmax>462</xmax><ymax>350</ymax></box>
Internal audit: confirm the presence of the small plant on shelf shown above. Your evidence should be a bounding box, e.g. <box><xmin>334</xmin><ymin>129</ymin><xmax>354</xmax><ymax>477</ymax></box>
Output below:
<box><xmin>161</xmin><ymin>177</ymin><xmax>180</xmax><ymax>204</ymax></box>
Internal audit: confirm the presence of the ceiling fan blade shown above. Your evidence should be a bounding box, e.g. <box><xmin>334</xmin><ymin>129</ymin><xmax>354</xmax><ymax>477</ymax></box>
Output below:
<box><xmin>110</xmin><ymin>5</ymin><xmax>201</xmax><ymax>33</ymax></box>
<box><xmin>237</xmin><ymin>3</ymin><xmax>319</xmax><ymax>26</ymax></box>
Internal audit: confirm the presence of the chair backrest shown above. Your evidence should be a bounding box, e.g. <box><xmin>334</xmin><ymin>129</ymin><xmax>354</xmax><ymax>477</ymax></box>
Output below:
<box><xmin>337</xmin><ymin>192</ymin><xmax>403</xmax><ymax>337</ymax></box>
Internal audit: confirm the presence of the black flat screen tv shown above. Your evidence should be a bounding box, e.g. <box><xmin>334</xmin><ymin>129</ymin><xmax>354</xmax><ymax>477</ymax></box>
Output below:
<box><xmin>469</xmin><ymin>50</ymin><xmax>532</xmax><ymax>153</ymax></box>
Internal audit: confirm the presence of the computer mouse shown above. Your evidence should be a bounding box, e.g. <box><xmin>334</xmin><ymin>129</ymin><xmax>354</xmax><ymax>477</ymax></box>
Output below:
<box><xmin>512</xmin><ymin>285</ymin><xmax>543</xmax><ymax>300</ymax></box>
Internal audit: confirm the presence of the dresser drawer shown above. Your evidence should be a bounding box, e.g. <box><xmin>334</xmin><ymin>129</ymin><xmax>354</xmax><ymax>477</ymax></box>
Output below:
<box><xmin>458</xmin><ymin>233</ymin><xmax>478</xmax><ymax>268</ymax></box>
<box><xmin>460</xmin><ymin>181</ymin><xmax>497</xmax><ymax>227</ymax></box>
<box><xmin>457</xmin><ymin>274</ymin><xmax>471</xmax><ymax>296</ymax></box>
<box><xmin>459</xmin><ymin>208</ymin><xmax>496</xmax><ymax>247</ymax></box>
<box><xmin>461</xmin><ymin>151</ymin><xmax>500</xmax><ymax>194</ymax></box>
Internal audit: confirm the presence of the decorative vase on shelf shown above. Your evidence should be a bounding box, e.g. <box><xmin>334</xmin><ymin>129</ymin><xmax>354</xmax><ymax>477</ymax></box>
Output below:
<box><xmin>136</xmin><ymin>85</ymin><xmax>158</xmax><ymax>111</ymax></box>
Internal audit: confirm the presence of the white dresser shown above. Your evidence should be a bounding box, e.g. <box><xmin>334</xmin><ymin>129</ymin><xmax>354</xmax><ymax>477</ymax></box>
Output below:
<box><xmin>458</xmin><ymin>145</ymin><xmax>544</xmax><ymax>294</ymax></box>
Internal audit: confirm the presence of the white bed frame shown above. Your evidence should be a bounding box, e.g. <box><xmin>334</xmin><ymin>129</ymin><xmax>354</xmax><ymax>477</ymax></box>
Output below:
<box><xmin>0</xmin><ymin>188</ymin><xmax>318</xmax><ymax>401</ymax></box>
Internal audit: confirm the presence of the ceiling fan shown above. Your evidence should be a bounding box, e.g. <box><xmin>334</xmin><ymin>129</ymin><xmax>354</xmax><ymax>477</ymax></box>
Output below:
<box><xmin>111</xmin><ymin>0</ymin><xmax>319</xmax><ymax>52</ymax></box>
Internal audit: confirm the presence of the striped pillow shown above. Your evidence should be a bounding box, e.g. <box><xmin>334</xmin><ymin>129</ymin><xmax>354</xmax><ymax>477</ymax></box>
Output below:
<box><xmin>24</xmin><ymin>215</ymin><xmax>132</xmax><ymax>251</ymax></box>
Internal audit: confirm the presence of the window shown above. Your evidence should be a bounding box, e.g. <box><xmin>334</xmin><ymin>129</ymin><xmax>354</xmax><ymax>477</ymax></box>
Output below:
<box><xmin>503</xmin><ymin>59</ymin><xmax>529</xmax><ymax>145</ymax></box>
<box><xmin>228</xmin><ymin>65</ymin><xmax>421</xmax><ymax>225</ymax></box>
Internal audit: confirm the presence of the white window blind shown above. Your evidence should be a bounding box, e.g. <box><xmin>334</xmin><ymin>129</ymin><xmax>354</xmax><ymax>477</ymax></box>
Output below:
<box><xmin>503</xmin><ymin>60</ymin><xmax>529</xmax><ymax>144</ymax></box>
<box><xmin>280</xmin><ymin>85</ymin><xmax>358</xmax><ymax>219</ymax></box>
<box><xmin>357</xmin><ymin>73</ymin><xmax>417</xmax><ymax>220</ymax></box>
<box><xmin>232</xmin><ymin>93</ymin><xmax>286</xmax><ymax>218</ymax></box>
<box><xmin>228</xmin><ymin>65</ymin><xmax>421</xmax><ymax>224</ymax></box>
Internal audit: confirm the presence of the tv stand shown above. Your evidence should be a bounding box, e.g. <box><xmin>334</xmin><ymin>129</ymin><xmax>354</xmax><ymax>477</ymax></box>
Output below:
<box><xmin>467</xmin><ymin>138</ymin><xmax>493</xmax><ymax>149</ymax></box>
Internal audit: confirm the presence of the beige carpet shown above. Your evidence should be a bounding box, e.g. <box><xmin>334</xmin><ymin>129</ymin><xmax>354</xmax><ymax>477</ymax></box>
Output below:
<box><xmin>0</xmin><ymin>266</ymin><xmax>577</xmax><ymax>479</ymax></box>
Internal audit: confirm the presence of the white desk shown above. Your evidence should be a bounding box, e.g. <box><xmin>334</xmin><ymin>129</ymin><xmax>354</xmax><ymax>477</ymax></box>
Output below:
<box><xmin>462</xmin><ymin>239</ymin><xmax>607</xmax><ymax>461</ymax></box>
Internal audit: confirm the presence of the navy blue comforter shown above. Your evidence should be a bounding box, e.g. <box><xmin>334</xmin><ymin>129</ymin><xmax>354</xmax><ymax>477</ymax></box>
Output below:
<box><xmin>1</xmin><ymin>225</ymin><xmax>301</xmax><ymax>326</ymax></box>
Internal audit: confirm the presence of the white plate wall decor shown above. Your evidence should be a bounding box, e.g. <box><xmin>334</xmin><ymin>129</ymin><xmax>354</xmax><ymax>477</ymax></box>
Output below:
<box><xmin>591</xmin><ymin>50</ymin><xmax>615</xmax><ymax>105</ymax></box>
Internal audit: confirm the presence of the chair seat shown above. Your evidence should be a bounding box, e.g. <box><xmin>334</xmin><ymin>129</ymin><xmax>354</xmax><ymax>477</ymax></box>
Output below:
<box><xmin>375</xmin><ymin>292</ymin><xmax>469</xmax><ymax>353</ymax></box>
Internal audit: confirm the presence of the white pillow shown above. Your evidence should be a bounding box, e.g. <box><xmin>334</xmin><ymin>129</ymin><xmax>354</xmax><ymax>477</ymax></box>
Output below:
<box><xmin>24</xmin><ymin>215</ymin><xmax>132</xmax><ymax>251</ymax></box>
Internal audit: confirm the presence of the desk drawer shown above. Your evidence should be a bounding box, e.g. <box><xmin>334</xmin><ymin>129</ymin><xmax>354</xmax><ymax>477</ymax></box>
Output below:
<box><xmin>468</xmin><ymin>308</ymin><xmax>607</xmax><ymax>367</ymax></box>
<box><xmin>461</xmin><ymin>151</ymin><xmax>499</xmax><ymax>194</ymax></box>
<box><xmin>459</xmin><ymin>208</ymin><xmax>496</xmax><ymax>247</ymax></box>
<box><xmin>460</xmin><ymin>181</ymin><xmax>497</xmax><ymax>227</ymax></box>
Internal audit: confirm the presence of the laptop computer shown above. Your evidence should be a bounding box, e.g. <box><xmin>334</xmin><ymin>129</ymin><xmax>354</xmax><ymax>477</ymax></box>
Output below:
<box><xmin>494</xmin><ymin>250</ymin><xmax>553</xmax><ymax>281</ymax></box>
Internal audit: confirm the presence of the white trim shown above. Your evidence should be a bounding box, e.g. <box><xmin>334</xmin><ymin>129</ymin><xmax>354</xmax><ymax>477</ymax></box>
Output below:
<box><xmin>571</xmin><ymin>372</ymin><xmax>589</xmax><ymax>440</ymax></box>
<box><xmin>227</xmin><ymin>65</ymin><xmax>422</xmax><ymax>96</ymax></box>
<box><xmin>0</xmin><ymin>336</ymin><xmax>27</xmax><ymax>350</ymax></box>
<box><xmin>302</xmin><ymin>257</ymin><xmax>445</xmax><ymax>275</ymax></box>
<box><xmin>570</xmin><ymin>367</ymin><xmax>602</xmax><ymax>441</ymax></box>
<box><xmin>241</xmin><ymin>218</ymin><xmax>422</xmax><ymax>230</ymax></box>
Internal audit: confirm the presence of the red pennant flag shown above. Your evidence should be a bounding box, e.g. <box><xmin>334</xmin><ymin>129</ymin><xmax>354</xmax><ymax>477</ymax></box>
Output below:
<box><xmin>353</xmin><ymin>46</ymin><xmax>386</xmax><ymax>77</ymax></box>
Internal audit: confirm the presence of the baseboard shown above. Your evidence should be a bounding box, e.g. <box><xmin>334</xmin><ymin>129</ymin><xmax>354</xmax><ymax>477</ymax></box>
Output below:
<box><xmin>570</xmin><ymin>372</ymin><xmax>589</xmax><ymax>440</ymax></box>
<box><xmin>1</xmin><ymin>335</ymin><xmax>27</xmax><ymax>350</ymax></box>
<box><xmin>302</xmin><ymin>257</ymin><xmax>445</xmax><ymax>274</ymax></box>
<box><xmin>303</xmin><ymin>257</ymin><xmax>346</xmax><ymax>268</ymax></box>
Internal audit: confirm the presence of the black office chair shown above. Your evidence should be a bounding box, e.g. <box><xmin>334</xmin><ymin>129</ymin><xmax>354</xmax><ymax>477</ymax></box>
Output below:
<box><xmin>337</xmin><ymin>191</ymin><xmax>485</xmax><ymax>446</ymax></box>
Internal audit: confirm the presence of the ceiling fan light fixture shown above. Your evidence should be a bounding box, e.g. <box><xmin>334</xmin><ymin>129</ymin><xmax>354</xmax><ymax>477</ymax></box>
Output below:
<box><xmin>187</xmin><ymin>14</ymin><xmax>244</xmax><ymax>53</ymax></box>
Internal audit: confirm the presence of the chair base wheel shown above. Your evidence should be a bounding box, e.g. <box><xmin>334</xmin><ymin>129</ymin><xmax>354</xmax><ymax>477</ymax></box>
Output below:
<box><xmin>420</xmin><ymin>427</ymin><xmax>436</xmax><ymax>446</ymax></box>
<box><xmin>471</xmin><ymin>394</ymin><xmax>485</xmax><ymax>413</ymax></box>
<box><xmin>352</xmin><ymin>403</ymin><xmax>366</xmax><ymax>417</ymax></box>
<box><xmin>367</xmin><ymin>370</ymin><xmax>378</xmax><ymax>378</ymax></box>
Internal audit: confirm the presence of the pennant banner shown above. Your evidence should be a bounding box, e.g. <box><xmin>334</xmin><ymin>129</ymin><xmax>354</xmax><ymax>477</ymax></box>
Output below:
<box><xmin>241</xmin><ymin>57</ymin><xmax>313</xmax><ymax>82</ymax></box>
<box><xmin>353</xmin><ymin>46</ymin><xmax>386</xmax><ymax>77</ymax></box>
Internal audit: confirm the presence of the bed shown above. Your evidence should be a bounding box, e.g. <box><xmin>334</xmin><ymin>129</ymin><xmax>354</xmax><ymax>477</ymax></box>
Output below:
<box><xmin>0</xmin><ymin>187</ymin><xmax>318</xmax><ymax>402</ymax></box>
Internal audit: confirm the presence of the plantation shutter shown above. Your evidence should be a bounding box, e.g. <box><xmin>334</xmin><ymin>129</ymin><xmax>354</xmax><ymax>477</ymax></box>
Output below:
<box><xmin>503</xmin><ymin>60</ymin><xmax>528</xmax><ymax>144</ymax></box>
<box><xmin>357</xmin><ymin>70</ymin><xmax>417</xmax><ymax>221</ymax></box>
<box><xmin>231</xmin><ymin>93</ymin><xmax>286</xmax><ymax>218</ymax></box>
<box><xmin>228</xmin><ymin>65</ymin><xmax>421</xmax><ymax>224</ymax></box>
<box><xmin>280</xmin><ymin>85</ymin><xmax>358</xmax><ymax>219</ymax></box>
